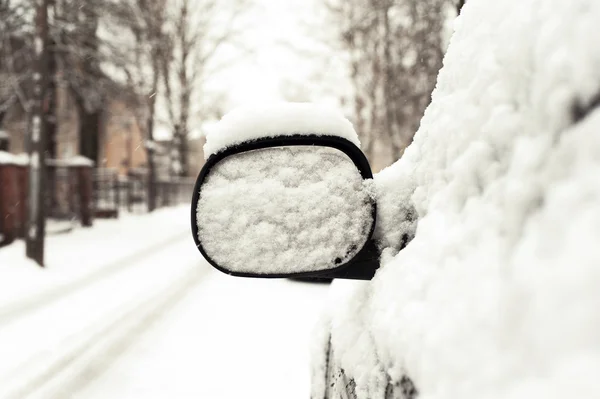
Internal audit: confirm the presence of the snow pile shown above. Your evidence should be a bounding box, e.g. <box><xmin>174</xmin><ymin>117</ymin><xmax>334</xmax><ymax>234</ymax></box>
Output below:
<box><xmin>65</xmin><ymin>155</ymin><xmax>94</xmax><ymax>167</ymax></box>
<box><xmin>324</xmin><ymin>0</ymin><xmax>600</xmax><ymax>398</ymax></box>
<box><xmin>12</xmin><ymin>153</ymin><xmax>29</xmax><ymax>166</ymax></box>
<box><xmin>0</xmin><ymin>152</ymin><xmax>29</xmax><ymax>166</ymax></box>
<box><xmin>0</xmin><ymin>151</ymin><xmax>28</xmax><ymax>165</ymax></box>
<box><xmin>203</xmin><ymin>102</ymin><xmax>361</xmax><ymax>157</ymax></box>
<box><xmin>0</xmin><ymin>151</ymin><xmax>15</xmax><ymax>165</ymax></box>
<box><xmin>46</xmin><ymin>155</ymin><xmax>94</xmax><ymax>167</ymax></box>
<box><xmin>196</xmin><ymin>146</ymin><xmax>373</xmax><ymax>274</ymax></box>
<box><xmin>0</xmin><ymin>154</ymin><xmax>92</xmax><ymax>167</ymax></box>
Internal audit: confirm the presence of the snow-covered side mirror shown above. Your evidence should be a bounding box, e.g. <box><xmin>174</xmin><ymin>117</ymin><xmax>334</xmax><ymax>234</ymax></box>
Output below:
<box><xmin>191</xmin><ymin>134</ymin><xmax>379</xmax><ymax>280</ymax></box>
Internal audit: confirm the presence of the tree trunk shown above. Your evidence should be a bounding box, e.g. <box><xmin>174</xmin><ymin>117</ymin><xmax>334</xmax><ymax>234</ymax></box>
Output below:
<box><xmin>381</xmin><ymin>4</ymin><xmax>403</xmax><ymax>161</ymax></box>
<box><xmin>76</xmin><ymin>102</ymin><xmax>101</xmax><ymax>165</ymax></box>
<box><xmin>177</xmin><ymin>127</ymin><xmax>188</xmax><ymax>177</ymax></box>
<box><xmin>45</xmin><ymin>38</ymin><xmax>58</xmax><ymax>215</ymax></box>
<box><xmin>26</xmin><ymin>0</ymin><xmax>49</xmax><ymax>267</ymax></box>
<box><xmin>45</xmin><ymin>38</ymin><xmax>57</xmax><ymax>160</ymax></box>
<box><xmin>146</xmin><ymin>109</ymin><xmax>157</xmax><ymax>212</ymax></box>
<box><xmin>71</xmin><ymin>0</ymin><xmax>102</xmax><ymax>166</ymax></box>
<box><xmin>146</xmin><ymin>59</ymin><xmax>159</xmax><ymax>212</ymax></box>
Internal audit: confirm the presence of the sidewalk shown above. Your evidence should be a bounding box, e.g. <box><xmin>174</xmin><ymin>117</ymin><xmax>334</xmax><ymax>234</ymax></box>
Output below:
<box><xmin>0</xmin><ymin>204</ymin><xmax>332</xmax><ymax>398</ymax></box>
<box><xmin>0</xmin><ymin>205</ymin><xmax>191</xmax><ymax>308</ymax></box>
<box><xmin>76</xmin><ymin>270</ymin><xmax>330</xmax><ymax>399</ymax></box>
<box><xmin>0</xmin><ymin>205</ymin><xmax>204</xmax><ymax>398</ymax></box>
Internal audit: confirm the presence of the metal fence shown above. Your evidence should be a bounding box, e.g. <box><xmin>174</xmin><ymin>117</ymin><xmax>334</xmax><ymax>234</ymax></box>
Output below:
<box><xmin>93</xmin><ymin>168</ymin><xmax>122</xmax><ymax>217</ymax></box>
<box><xmin>156</xmin><ymin>180</ymin><xmax>196</xmax><ymax>208</ymax></box>
<box><xmin>46</xmin><ymin>165</ymin><xmax>80</xmax><ymax>234</ymax></box>
<box><xmin>1</xmin><ymin>160</ymin><xmax>93</xmax><ymax>242</ymax></box>
<box><xmin>92</xmin><ymin>168</ymin><xmax>195</xmax><ymax>217</ymax></box>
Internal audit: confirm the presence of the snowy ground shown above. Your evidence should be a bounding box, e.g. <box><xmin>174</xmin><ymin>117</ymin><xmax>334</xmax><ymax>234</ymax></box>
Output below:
<box><xmin>0</xmin><ymin>206</ymin><xmax>329</xmax><ymax>398</ymax></box>
<box><xmin>76</xmin><ymin>273</ymin><xmax>328</xmax><ymax>399</ymax></box>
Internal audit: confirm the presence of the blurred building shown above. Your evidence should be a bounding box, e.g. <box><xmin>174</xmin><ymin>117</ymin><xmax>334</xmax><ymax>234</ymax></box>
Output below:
<box><xmin>3</xmin><ymin>85</ymin><xmax>205</xmax><ymax>180</ymax></box>
<box><xmin>2</xmin><ymin>85</ymin><xmax>164</xmax><ymax>177</ymax></box>
<box><xmin>155</xmin><ymin>135</ymin><xmax>206</xmax><ymax>178</ymax></box>
<box><xmin>187</xmin><ymin>136</ymin><xmax>207</xmax><ymax>176</ymax></box>
<box><xmin>100</xmin><ymin>100</ymin><xmax>148</xmax><ymax>176</ymax></box>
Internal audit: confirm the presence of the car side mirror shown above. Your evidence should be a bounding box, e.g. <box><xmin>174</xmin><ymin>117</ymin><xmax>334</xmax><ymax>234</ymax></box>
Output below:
<box><xmin>191</xmin><ymin>106</ymin><xmax>380</xmax><ymax>280</ymax></box>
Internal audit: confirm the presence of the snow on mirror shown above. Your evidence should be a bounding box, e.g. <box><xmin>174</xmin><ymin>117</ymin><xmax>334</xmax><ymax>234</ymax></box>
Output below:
<box><xmin>195</xmin><ymin>146</ymin><xmax>374</xmax><ymax>275</ymax></box>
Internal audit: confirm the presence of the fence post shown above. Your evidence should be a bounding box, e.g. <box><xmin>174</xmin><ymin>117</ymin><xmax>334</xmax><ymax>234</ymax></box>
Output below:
<box><xmin>67</xmin><ymin>165</ymin><xmax>78</xmax><ymax>221</ymax></box>
<box><xmin>66</xmin><ymin>156</ymin><xmax>94</xmax><ymax>227</ymax></box>
<box><xmin>114</xmin><ymin>172</ymin><xmax>120</xmax><ymax>217</ymax></box>
<box><xmin>16</xmin><ymin>161</ymin><xmax>29</xmax><ymax>237</ymax></box>
<box><xmin>79</xmin><ymin>166</ymin><xmax>93</xmax><ymax>227</ymax></box>
<box><xmin>0</xmin><ymin>155</ymin><xmax>18</xmax><ymax>246</ymax></box>
<box><xmin>127</xmin><ymin>177</ymin><xmax>133</xmax><ymax>212</ymax></box>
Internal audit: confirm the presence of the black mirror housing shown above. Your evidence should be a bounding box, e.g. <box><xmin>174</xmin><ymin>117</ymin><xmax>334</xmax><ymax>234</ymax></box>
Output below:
<box><xmin>191</xmin><ymin>134</ymin><xmax>380</xmax><ymax>280</ymax></box>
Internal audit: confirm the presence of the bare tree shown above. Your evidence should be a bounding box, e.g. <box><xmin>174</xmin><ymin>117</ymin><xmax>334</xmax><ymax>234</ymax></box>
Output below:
<box><xmin>324</xmin><ymin>0</ymin><xmax>385</xmax><ymax>162</ymax></box>
<box><xmin>160</xmin><ymin>0</ymin><xmax>249</xmax><ymax>177</ymax></box>
<box><xmin>324</xmin><ymin>0</ymin><xmax>452</xmax><ymax>168</ymax></box>
<box><xmin>51</xmin><ymin>0</ymin><xmax>107</xmax><ymax>164</ymax></box>
<box><xmin>0</xmin><ymin>0</ymin><xmax>34</xmax><ymax>128</ymax></box>
<box><xmin>1</xmin><ymin>0</ymin><xmax>122</xmax><ymax>164</ymax></box>
<box><xmin>106</xmin><ymin>0</ymin><xmax>170</xmax><ymax>211</ymax></box>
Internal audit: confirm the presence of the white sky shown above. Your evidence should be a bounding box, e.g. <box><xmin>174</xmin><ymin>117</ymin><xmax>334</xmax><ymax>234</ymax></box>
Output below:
<box><xmin>203</xmin><ymin>0</ymin><xmax>349</xmax><ymax>110</ymax></box>
<box><xmin>154</xmin><ymin>0</ymin><xmax>351</xmax><ymax>139</ymax></box>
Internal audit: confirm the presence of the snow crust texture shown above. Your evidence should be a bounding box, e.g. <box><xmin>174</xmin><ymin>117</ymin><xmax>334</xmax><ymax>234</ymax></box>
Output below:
<box><xmin>47</xmin><ymin>156</ymin><xmax>94</xmax><ymax>167</ymax></box>
<box><xmin>0</xmin><ymin>153</ymin><xmax>91</xmax><ymax>166</ymax></box>
<box><xmin>196</xmin><ymin>146</ymin><xmax>373</xmax><ymax>275</ymax></box>
<box><xmin>203</xmin><ymin>103</ymin><xmax>361</xmax><ymax>157</ymax></box>
<box><xmin>0</xmin><ymin>151</ymin><xmax>28</xmax><ymax>165</ymax></box>
<box><xmin>324</xmin><ymin>0</ymin><xmax>600</xmax><ymax>398</ymax></box>
<box><xmin>0</xmin><ymin>151</ymin><xmax>14</xmax><ymax>165</ymax></box>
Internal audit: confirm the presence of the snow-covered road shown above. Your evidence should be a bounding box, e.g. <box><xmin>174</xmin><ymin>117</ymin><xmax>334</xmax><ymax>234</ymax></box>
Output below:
<box><xmin>76</xmin><ymin>272</ymin><xmax>329</xmax><ymax>399</ymax></box>
<box><xmin>0</xmin><ymin>207</ymin><xmax>329</xmax><ymax>398</ymax></box>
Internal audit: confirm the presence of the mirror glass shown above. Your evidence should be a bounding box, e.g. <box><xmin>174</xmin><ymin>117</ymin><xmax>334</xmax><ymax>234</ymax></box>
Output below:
<box><xmin>195</xmin><ymin>146</ymin><xmax>374</xmax><ymax>275</ymax></box>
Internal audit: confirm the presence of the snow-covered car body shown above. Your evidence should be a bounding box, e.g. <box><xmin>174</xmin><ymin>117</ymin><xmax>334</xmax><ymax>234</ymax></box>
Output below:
<box><xmin>192</xmin><ymin>0</ymin><xmax>600</xmax><ymax>397</ymax></box>
<box><xmin>310</xmin><ymin>0</ymin><xmax>600</xmax><ymax>398</ymax></box>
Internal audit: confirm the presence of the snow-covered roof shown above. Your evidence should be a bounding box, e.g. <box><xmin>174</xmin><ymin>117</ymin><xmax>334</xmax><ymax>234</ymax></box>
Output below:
<box><xmin>66</xmin><ymin>155</ymin><xmax>95</xmax><ymax>167</ymax></box>
<box><xmin>203</xmin><ymin>102</ymin><xmax>361</xmax><ymax>158</ymax></box>
<box><xmin>0</xmin><ymin>151</ymin><xmax>27</xmax><ymax>166</ymax></box>
<box><xmin>0</xmin><ymin>151</ymin><xmax>15</xmax><ymax>165</ymax></box>
<box><xmin>46</xmin><ymin>156</ymin><xmax>94</xmax><ymax>167</ymax></box>
<box><xmin>321</xmin><ymin>0</ymin><xmax>600</xmax><ymax>398</ymax></box>
<box><xmin>12</xmin><ymin>153</ymin><xmax>29</xmax><ymax>166</ymax></box>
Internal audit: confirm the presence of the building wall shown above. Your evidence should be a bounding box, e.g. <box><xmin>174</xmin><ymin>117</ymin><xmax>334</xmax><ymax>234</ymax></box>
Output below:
<box><xmin>3</xmin><ymin>85</ymin><xmax>79</xmax><ymax>157</ymax></box>
<box><xmin>3</xmin><ymin>109</ymin><xmax>28</xmax><ymax>154</ymax></box>
<box><xmin>2</xmin><ymin>86</ymin><xmax>141</xmax><ymax>176</ymax></box>
<box><xmin>101</xmin><ymin>101</ymin><xmax>146</xmax><ymax>176</ymax></box>
<box><xmin>188</xmin><ymin>136</ymin><xmax>206</xmax><ymax>176</ymax></box>
<box><xmin>55</xmin><ymin>84</ymin><xmax>78</xmax><ymax>158</ymax></box>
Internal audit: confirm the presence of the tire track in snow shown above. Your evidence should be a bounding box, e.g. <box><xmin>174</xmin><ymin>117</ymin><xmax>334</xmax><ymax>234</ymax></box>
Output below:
<box><xmin>3</xmin><ymin>260</ymin><xmax>206</xmax><ymax>399</ymax></box>
<box><xmin>0</xmin><ymin>231</ymin><xmax>189</xmax><ymax>326</ymax></box>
